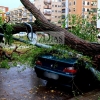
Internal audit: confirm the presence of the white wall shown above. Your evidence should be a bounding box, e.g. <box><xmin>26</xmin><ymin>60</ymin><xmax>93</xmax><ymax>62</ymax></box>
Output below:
<box><xmin>97</xmin><ymin>0</ymin><xmax>100</xmax><ymax>28</ymax></box>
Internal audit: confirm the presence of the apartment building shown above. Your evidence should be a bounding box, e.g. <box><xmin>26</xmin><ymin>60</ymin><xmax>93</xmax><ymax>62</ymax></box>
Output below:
<box><xmin>9</xmin><ymin>6</ymin><xmax>35</xmax><ymax>23</ymax></box>
<box><xmin>9</xmin><ymin>0</ymin><xmax>65</xmax><ymax>26</ymax></box>
<box><xmin>67</xmin><ymin>0</ymin><xmax>99</xmax><ymax>28</ymax></box>
<box><xmin>34</xmin><ymin>0</ymin><xmax>64</xmax><ymax>26</ymax></box>
<box><xmin>8</xmin><ymin>0</ymin><xmax>99</xmax><ymax>28</ymax></box>
<box><xmin>0</xmin><ymin>6</ymin><xmax>9</xmax><ymax>20</ymax></box>
<box><xmin>67</xmin><ymin>0</ymin><xmax>98</xmax><ymax>16</ymax></box>
<box><xmin>34</xmin><ymin>0</ymin><xmax>99</xmax><ymax>27</ymax></box>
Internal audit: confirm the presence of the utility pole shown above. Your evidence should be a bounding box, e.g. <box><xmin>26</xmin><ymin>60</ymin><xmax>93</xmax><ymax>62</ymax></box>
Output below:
<box><xmin>97</xmin><ymin>0</ymin><xmax>100</xmax><ymax>28</ymax></box>
<box><xmin>65</xmin><ymin>0</ymin><xmax>69</xmax><ymax>28</ymax></box>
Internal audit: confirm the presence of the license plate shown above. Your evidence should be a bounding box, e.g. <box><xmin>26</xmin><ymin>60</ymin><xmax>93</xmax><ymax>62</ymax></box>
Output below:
<box><xmin>44</xmin><ymin>72</ymin><xmax>59</xmax><ymax>80</ymax></box>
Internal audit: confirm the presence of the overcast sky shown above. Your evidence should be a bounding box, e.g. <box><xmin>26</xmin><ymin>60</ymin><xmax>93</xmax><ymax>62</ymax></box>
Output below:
<box><xmin>0</xmin><ymin>0</ymin><xmax>33</xmax><ymax>10</ymax></box>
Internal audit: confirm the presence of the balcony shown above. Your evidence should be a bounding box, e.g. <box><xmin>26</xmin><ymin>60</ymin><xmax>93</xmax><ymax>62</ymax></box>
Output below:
<box><xmin>91</xmin><ymin>21</ymin><xmax>96</xmax><ymax>26</ymax></box>
<box><xmin>62</xmin><ymin>2</ymin><xmax>66</xmax><ymax>7</ymax></box>
<box><xmin>44</xmin><ymin>5</ymin><xmax>51</xmax><ymax>9</ymax></box>
<box><xmin>91</xmin><ymin>1</ymin><xmax>97</xmax><ymax>6</ymax></box>
<box><xmin>28</xmin><ymin>17</ymin><xmax>33</xmax><ymax>22</ymax></box>
<box><xmin>44</xmin><ymin>9</ymin><xmax>51</xmax><ymax>16</ymax></box>
<box><xmin>43</xmin><ymin>9</ymin><xmax>52</xmax><ymax>16</ymax></box>
<box><xmin>44</xmin><ymin>0</ymin><xmax>51</xmax><ymax>5</ymax></box>
<box><xmin>91</xmin><ymin>8</ymin><xmax>97</xmax><ymax>13</ymax></box>
<box><xmin>61</xmin><ymin>15</ymin><xmax>65</xmax><ymax>19</ymax></box>
<box><xmin>18</xmin><ymin>9</ymin><xmax>23</xmax><ymax>14</ymax></box>
<box><xmin>22</xmin><ymin>12</ymin><xmax>27</xmax><ymax>18</ymax></box>
<box><xmin>44</xmin><ymin>12</ymin><xmax>51</xmax><ymax>16</ymax></box>
<box><xmin>14</xmin><ymin>15</ymin><xmax>18</xmax><ymax>19</ymax></box>
<box><xmin>22</xmin><ymin>18</ymin><xmax>27</xmax><ymax>21</ymax></box>
<box><xmin>62</xmin><ymin>9</ymin><xmax>65</xmax><ymax>13</ymax></box>
<box><xmin>18</xmin><ymin>18</ymin><xmax>22</xmax><ymax>22</ymax></box>
<box><xmin>10</xmin><ymin>11</ymin><xmax>14</xmax><ymax>15</ymax></box>
<box><xmin>14</xmin><ymin>10</ymin><xmax>18</xmax><ymax>15</ymax></box>
<box><xmin>18</xmin><ymin>13</ymin><xmax>22</xmax><ymax>17</ymax></box>
<box><xmin>14</xmin><ymin>18</ymin><xmax>18</xmax><ymax>21</ymax></box>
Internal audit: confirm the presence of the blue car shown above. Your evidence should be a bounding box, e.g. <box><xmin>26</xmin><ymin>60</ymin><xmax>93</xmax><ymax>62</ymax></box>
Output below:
<box><xmin>34</xmin><ymin>54</ymin><xmax>99</xmax><ymax>91</ymax></box>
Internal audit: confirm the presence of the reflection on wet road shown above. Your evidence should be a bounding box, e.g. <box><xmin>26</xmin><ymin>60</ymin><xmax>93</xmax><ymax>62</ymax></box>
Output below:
<box><xmin>0</xmin><ymin>65</ymin><xmax>72</xmax><ymax>100</ymax></box>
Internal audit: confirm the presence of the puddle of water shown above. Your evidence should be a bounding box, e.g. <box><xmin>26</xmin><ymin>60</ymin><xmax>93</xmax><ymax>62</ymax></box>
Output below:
<box><xmin>0</xmin><ymin>66</ymin><xmax>71</xmax><ymax>100</ymax></box>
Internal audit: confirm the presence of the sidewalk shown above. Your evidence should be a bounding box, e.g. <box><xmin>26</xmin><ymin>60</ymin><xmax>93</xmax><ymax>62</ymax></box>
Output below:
<box><xmin>69</xmin><ymin>89</ymin><xmax>100</xmax><ymax>100</ymax></box>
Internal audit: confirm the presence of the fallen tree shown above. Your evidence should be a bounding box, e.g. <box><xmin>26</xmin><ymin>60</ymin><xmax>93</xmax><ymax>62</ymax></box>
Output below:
<box><xmin>20</xmin><ymin>0</ymin><xmax>100</xmax><ymax>67</ymax></box>
<box><xmin>12</xmin><ymin>0</ymin><xmax>100</xmax><ymax>56</ymax></box>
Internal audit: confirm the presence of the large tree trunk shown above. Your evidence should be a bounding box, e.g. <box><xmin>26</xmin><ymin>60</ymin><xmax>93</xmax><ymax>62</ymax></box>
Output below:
<box><xmin>20</xmin><ymin>0</ymin><xmax>100</xmax><ymax>57</ymax></box>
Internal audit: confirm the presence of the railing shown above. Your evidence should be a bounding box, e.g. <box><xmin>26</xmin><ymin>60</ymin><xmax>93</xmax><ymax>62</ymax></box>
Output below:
<box><xmin>44</xmin><ymin>13</ymin><xmax>51</xmax><ymax>16</ymax></box>
<box><xmin>44</xmin><ymin>5</ymin><xmax>51</xmax><ymax>9</ymax></box>
<box><xmin>44</xmin><ymin>0</ymin><xmax>51</xmax><ymax>5</ymax></box>
<box><xmin>43</xmin><ymin>10</ymin><xmax>51</xmax><ymax>16</ymax></box>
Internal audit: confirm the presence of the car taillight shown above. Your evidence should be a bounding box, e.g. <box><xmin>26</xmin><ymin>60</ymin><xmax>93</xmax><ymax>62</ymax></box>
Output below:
<box><xmin>36</xmin><ymin>60</ymin><xmax>42</xmax><ymax>65</ymax></box>
<box><xmin>63</xmin><ymin>67</ymin><xmax>77</xmax><ymax>74</ymax></box>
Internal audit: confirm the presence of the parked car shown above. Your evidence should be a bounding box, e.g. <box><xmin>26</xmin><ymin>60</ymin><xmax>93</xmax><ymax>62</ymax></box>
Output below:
<box><xmin>34</xmin><ymin>53</ymin><xmax>100</xmax><ymax>91</ymax></box>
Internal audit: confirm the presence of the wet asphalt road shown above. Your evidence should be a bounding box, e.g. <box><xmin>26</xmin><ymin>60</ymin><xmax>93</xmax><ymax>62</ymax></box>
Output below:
<box><xmin>0</xmin><ymin>65</ymin><xmax>72</xmax><ymax>100</ymax></box>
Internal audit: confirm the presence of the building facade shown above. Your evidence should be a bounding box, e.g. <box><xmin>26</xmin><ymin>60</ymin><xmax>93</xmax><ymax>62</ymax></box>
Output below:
<box><xmin>9</xmin><ymin>0</ymin><xmax>65</xmax><ymax>26</ymax></box>
<box><xmin>8</xmin><ymin>0</ymin><xmax>99</xmax><ymax>28</ymax></box>
<box><xmin>65</xmin><ymin>0</ymin><xmax>98</xmax><ymax>28</ymax></box>
<box><xmin>66</xmin><ymin>0</ymin><xmax>98</xmax><ymax>16</ymax></box>
<box><xmin>34</xmin><ymin>0</ymin><xmax>98</xmax><ymax>28</ymax></box>
<box><xmin>34</xmin><ymin>0</ymin><xmax>63</xmax><ymax>26</ymax></box>
<box><xmin>9</xmin><ymin>6</ymin><xmax>35</xmax><ymax>23</ymax></box>
<box><xmin>0</xmin><ymin>6</ymin><xmax>9</xmax><ymax>21</ymax></box>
